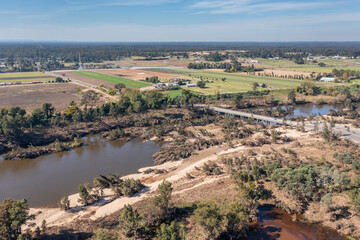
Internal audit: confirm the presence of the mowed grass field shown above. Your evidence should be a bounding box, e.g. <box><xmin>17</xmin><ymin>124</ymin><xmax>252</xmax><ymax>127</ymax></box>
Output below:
<box><xmin>150</xmin><ymin>68</ymin><xmax>335</xmax><ymax>95</ymax></box>
<box><xmin>72</xmin><ymin>71</ymin><xmax>152</xmax><ymax>88</ymax></box>
<box><xmin>0</xmin><ymin>72</ymin><xmax>55</xmax><ymax>82</ymax></box>
<box><xmin>0</xmin><ymin>72</ymin><xmax>50</xmax><ymax>78</ymax></box>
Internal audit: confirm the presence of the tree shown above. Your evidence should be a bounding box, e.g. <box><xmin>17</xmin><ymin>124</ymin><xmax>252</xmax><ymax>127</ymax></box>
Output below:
<box><xmin>145</xmin><ymin>91</ymin><xmax>164</xmax><ymax>109</ymax></box>
<box><xmin>156</xmin><ymin>221</ymin><xmax>185</xmax><ymax>240</ymax></box>
<box><xmin>42</xmin><ymin>103</ymin><xmax>55</xmax><ymax>119</ymax></box>
<box><xmin>197</xmin><ymin>80</ymin><xmax>206</xmax><ymax>88</ymax></box>
<box><xmin>118</xmin><ymin>204</ymin><xmax>143</xmax><ymax>238</ymax></box>
<box><xmin>115</xmin><ymin>83</ymin><xmax>126</xmax><ymax>92</ymax></box>
<box><xmin>154</xmin><ymin>181</ymin><xmax>173</xmax><ymax>218</ymax></box>
<box><xmin>55</xmin><ymin>77</ymin><xmax>64</xmax><ymax>82</ymax></box>
<box><xmin>252</xmin><ymin>82</ymin><xmax>258</xmax><ymax>91</ymax></box>
<box><xmin>288</xmin><ymin>89</ymin><xmax>296</xmax><ymax>104</ymax></box>
<box><xmin>225</xmin><ymin>202</ymin><xmax>249</xmax><ymax>239</ymax></box>
<box><xmin>58</xmin><ymin>195</ymin><xmax>70</xmax><ymax>211</ymax></box>
<box><xmin>233</xmin><ymin>94</ymin><xmax>243</xmax><ymax>109</ymax></box>
<box><xmin>78</xmin><ymin>184</ymin><xmax>92</xmax><ymax>206</ymax></box>
<box><xmin>194</xmin><ymin>201</ymin><xmax>223</xmax><ymax>239</ymax></box>
<box><xmin>0</xmin><ymin>199</ymin><xmax>30</xmax><ymax>240</ymax></box>
<box><xmin>81</xmin><ymin>90</ymin><xmax>100</xmax><ymax>108</ymax></box>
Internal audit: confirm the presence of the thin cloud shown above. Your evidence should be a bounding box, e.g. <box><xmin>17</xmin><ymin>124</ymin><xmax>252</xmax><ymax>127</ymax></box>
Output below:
<box><xmin>190</xmin><ymin>0</ymin><xmax>331</xmax><ymax>14</ymax></box>
<box><xmin>67</xmin><ymin>0</ymin><xmax>180</xmax><ymax>7</ymax></box>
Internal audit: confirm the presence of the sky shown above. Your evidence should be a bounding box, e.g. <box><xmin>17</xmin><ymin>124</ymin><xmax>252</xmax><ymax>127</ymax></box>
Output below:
<box><xmin>1</xmin><ymin>0</ymin><xmax>360</xmax><ymax>42</ymax></box>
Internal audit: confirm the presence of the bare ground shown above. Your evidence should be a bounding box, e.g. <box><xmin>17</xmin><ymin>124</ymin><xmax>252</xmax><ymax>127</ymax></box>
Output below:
<box><xmin>94</xmin><ymin>68</ymin><xmax>181</xmax><ymax>81</ymax></box>
<box><xmin>0</xmin><ymin>83</ymin><xmax>85</xmax><ymax>112</ymax></box>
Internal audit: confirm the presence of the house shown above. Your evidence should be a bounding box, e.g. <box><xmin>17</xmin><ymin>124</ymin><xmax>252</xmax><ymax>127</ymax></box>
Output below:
<box><xmin>307</xmin><ymin>57</ymin><xmax>315</xmax><ymax>61</ymax></box>
<box><xmin>165</xmin><ymin>82</ymin><xmax>179</xmax><ymax>88</ymax></box>
<box><xmin>250</xmin><ymin>59</ymin><xmax>259</xmax><ymax>63</ymax></box>
<box><xmin>320</xmin><ymin>77</ymin><xmax>335</xmax><ymax>82</ymax></box>
<box><xmin>186</xmin><ymin>83</ymin><xmax>197</xmax><ymax>88</ymax></box>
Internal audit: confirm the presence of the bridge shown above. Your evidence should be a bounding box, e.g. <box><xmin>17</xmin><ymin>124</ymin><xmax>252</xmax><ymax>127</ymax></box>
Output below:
<box><xmin>197</xmin><ymin>105</ymin><xmax>360</xmax><ymax>143</ymax></box>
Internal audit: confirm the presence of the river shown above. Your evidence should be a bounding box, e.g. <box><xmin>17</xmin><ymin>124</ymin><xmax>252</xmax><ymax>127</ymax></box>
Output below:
<box><xmin>0</xmin><ymin>136</ymin><xmax>163</xmax><ymax>207</ymax></box>
<box><xmin>287</xmin><ymin>103</ymin><xmax>343</xmax><ymax>118</ymax></box>
<box><xmin>248</xmin><ymin>205</ymin><xmax>347</xmax><ymax>240</ymax></box>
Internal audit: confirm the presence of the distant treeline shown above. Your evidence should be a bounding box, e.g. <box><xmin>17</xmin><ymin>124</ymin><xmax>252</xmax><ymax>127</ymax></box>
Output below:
<box><xmin>188</xmin><ymin>62</ymin><xmax>261</xmax><ymax>72</ymax></box>
<box><xmin>1</xmin><ymin>42</ymin><xmax>360</xmax><ymax>63</ymax></box>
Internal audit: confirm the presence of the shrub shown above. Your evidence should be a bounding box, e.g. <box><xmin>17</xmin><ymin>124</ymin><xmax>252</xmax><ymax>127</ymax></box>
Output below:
<box><xmin>58</xmin><ymin>194</ymin><xmax>70</xmax><ymax>210</ymax></box>
<box><xmin>194</xmin><ymin>201</ymin><xmax>223</xmax><ymax>239</ymax></box>
<box><xmin>91</xmin><ymin>229</ymin><xmax>117</xmax><ymax>240</ymax></box>
<box><xmin>154</xmin><ymin>181</ymin><xmax>173</xmax><ymax>219</ymax></box>
<box><xmin>320</xmin><ymin>193</ymin><xmax>333</xmax><ymax>211</ymax></box>
<box><xmin>155</xmin><ymin>221</ymin><xmax>186</xmax><ymax>240</ymax></box>
<box><xmin>351</xmin><ymin>189</ymin><xmax>360</xmax><ymax>213</ymax></box>
<box><xmin>78</xmin><ymin>184</ymin><xmax>93</xmax><ymax>206</ymax></box>
<box><xmin>118</xmin><ymin>205</ymin><xmax>143</xmax><ymax>238</ymax></box>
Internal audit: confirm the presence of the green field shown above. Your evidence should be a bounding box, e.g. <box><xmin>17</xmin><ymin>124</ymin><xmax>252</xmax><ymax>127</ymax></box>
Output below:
<box><xmin>276</xmin><ymin>66</ymin><xmax>360</xmax><ymax>74</ymax></box>
<box><xmin>72</xmin><ymin>71</ymin><xmax>152</xmax><ymax>88</ymax></box>
<box><xmin>150</xmin><ymin>68</ymin><xmax>335</xmax><ymax>95</ymax></box>
<box><xmin>0</xmin><ymin>72</ymin><xmax>50</xmax><ymax>78</ymax></box>
<box><xmin>165</xmin><ymin>89</ymin><xmax>183</xmax><ymax>98</ymax></box>
<box><xmin>0</xmin><ymin>78</ymin><xmax>55</xmax><ymax>83</ymax></box>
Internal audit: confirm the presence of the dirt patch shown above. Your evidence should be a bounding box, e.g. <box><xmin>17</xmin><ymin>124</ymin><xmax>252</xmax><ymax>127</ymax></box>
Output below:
<box><xmin>0</xmin><ymin>83</ymin><xmax>85</xmax><ymax>112</ymax></box>
<box><xmin>94</xmin><ymin>69</ymin><xmax>181</xmax><ymax>81</ymax></box>
<box><xmin>103</xmin><ymin>58</ymin><xmax>190</xmax><ymax>68</ymax></box>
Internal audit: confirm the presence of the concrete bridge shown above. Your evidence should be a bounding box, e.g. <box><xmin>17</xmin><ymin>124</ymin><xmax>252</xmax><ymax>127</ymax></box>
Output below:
<box><xmin>197</xmin><ymin>105</ymin><xmax>360</xmax><ymax>143</ymax></box>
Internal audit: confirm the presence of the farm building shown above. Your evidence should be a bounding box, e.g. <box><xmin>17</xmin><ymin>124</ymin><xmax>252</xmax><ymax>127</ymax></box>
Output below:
<box><xmin>250</xmin><ymin>60</ymin><xmax>260</xmax><ymax>63</ymax></box>
<box><xmin>186</xmin><ymin>83</ymin><xmax>197</xmax><ymax>88</ymax></box>
<box><xmin>320</xmin><ymin>77</ymin><xmax>335</xmax><ymax>82</ymax></box>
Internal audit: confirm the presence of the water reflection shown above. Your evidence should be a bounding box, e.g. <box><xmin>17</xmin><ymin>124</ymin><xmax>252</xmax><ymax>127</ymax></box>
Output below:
<box><xmin>0</xmin><ymin>137</ymin><xmax>161</xmax><ymax>207</ymax></box>
<box><xmin>287</xmin><ymin>104</ymin><xmax>342</xmax><ymax>118</ymax></box>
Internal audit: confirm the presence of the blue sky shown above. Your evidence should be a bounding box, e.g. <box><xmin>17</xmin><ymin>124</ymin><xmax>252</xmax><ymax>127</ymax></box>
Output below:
<box><xmin>1</xmin><ymin>0</ymin><xmax>360</xmax><ymax>41</ymax></box>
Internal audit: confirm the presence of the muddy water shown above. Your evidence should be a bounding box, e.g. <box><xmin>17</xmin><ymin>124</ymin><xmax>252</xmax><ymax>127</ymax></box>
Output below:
<box><xmin>0</xmin><ymin>136</ymin><xmax>163</xmax><ymax>207</ymax></box>
<box><xmin>287</xmin><ymin>103</ymin><xmax>342</xmax><ymax>118</ymax></box>
<box><xmin>248</xmin><ymin>205</ymin><xmax>346</xmax><ymax>240</ymax></box>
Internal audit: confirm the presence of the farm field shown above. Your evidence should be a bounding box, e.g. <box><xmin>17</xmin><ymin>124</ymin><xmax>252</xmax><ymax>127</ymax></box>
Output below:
<box><xmin>94</xmin><ymin>68</ymin><xmax>180</xmax><ymax>81</ymax></box>
<box><xmin>0</xmin><ymin>72</ymin><xmax>50</xmax><ymax>78</ymax></box>
<box><xmin>149</xmin><ymin>68</ymin><xmax>335</xmax><ymax>94</ymax></box>
<box><xmin>275</xmin><ymin>66</ymin><xmax>360</xmax><ymax>74</ymax></box>
<box><xmin>0</xmin><ymin>83</ymin><xmax>85</xmax><ymax>112</ymax></box>
<box><xmin>72</xmin><ymin>71</ymin><xmax>152</xmax><ymax>88</ymax></box>
<box><xmin>102</xmin><ymin>57</ymin><xmax>192</xmax><ymax>68</ymax></box>
<box><xmin>0</xmin><ymin>72</ymin><xmax>55</xmax><ymax>82</ymax></box>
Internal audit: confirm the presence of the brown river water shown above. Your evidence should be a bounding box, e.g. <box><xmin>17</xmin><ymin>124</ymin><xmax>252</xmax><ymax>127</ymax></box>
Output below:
<box><xmin>248</xmin><ymin>205</ymin><xmax>347</xmax><ymax>240</ymax></box>
<box><xmin>0</xmin><ymin>136</ymin><xmax>164</xmax><ymax>207</ymax></box>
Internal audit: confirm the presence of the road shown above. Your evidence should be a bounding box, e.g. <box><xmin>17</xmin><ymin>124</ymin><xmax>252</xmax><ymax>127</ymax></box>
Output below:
<box><xmin>198</xmin><ymin>105</ymin><xmax>360</xmax><ymax>143</ymax></box>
